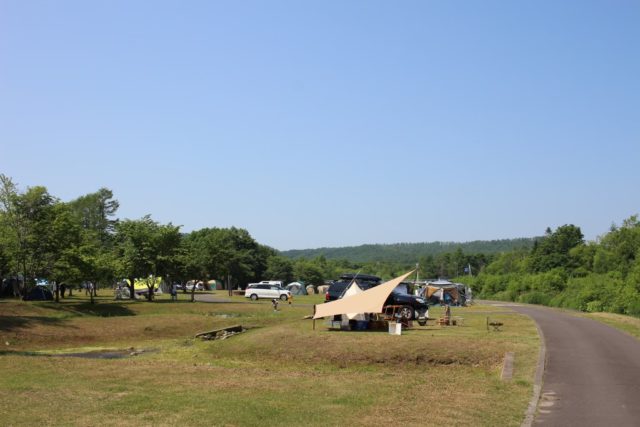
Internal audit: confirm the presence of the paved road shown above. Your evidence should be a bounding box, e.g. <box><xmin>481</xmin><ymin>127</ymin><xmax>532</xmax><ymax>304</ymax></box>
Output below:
<box><xmin>508</xmin><ymin>304</ymin><xmax>640</xmax><ymax>426</ymax></box>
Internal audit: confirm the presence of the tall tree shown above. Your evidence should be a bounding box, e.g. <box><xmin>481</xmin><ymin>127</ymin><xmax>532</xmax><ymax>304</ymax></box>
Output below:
<box><xmin>114</xmin><ymin>216</ymin><xmax>182</xmax><ymax>301</ymax></box>
<box><xmin>530</xmin><ymin>224</ymin><xmax>584</xmax><ymax>273</ymax></box>
<box><xmin>183</xmin><ymin>227</ymin><xmax>271</xmax><ymax>299</ymax></box>
<box><xmin>265</xmin><ymin>256</ymin><xmax>294</xmax><ymax>283</ymax></box>
<box><xmin>69</xmin><ymin>188</ymin><xmax>119</xmax><ymax>243</ymax></box>
<box><xmin>0</xmin><ymin>175</ymin><xmax>58</xmax><ymax>294</ymax></box>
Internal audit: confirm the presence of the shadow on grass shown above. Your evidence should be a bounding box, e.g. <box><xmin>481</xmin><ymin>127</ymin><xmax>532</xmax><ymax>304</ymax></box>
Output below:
<box><xmin>0</xmin><ymin>348</ymin><xmax>158</xmax><ymax>359</ymax></box>
<box><xmin>0</xmin><ymin>315</ymin><xmax>64</xmax><ymax>332</ymax></box>
<box><xmin>37</xmin><ymin>301</ymin><xmax>136</xmax><ymax>318</ymax></box>
<box><xmin>0</xmin><ymin>349</ymin><xmax>49</xmax><ymax>357</ymax></box>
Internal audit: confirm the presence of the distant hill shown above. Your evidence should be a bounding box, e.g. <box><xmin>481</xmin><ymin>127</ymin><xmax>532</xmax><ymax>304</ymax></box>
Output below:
<box><xmin>280</xmin><ymin>238</ymin><xmax>538</xmax><ymax>263</ymax></box>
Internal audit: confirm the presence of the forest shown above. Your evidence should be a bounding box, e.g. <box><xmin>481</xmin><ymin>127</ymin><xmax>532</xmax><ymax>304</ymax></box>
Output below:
<box><xmin>1</xmin><ymin>173</ymin><xmax>638</xmax><ymax>316</ymax></box>
<box><xmin>455</xmin><ymin>219</ymin><xmax>640</xmax><ymax>316</ymax></box>
<box><xmin>281</xmin><ymin>238</ymin><xmax>537</xmax><ymax>263</ymax></box>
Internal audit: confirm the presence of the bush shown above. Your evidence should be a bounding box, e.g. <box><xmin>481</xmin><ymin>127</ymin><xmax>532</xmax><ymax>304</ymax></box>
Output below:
<box><xmin>492</xmin><ymin>290</ymin><xmax>517</xmax><ymax>302</ymax></box>
<box><xmin>517</xmin><ymin>291</ymin><xmax>552</xmax><ymax>306</ymax></box>
<box><xmin>585</xmin><ymin>300</ymin><xmax>604</xmax><ymax>313</ymax></box>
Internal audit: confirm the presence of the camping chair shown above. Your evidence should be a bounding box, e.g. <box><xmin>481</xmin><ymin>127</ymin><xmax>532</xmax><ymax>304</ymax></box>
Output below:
<box><xmin>383</xmin><ymin>305</ymin><xmax>411</xmax><ymax>328</ymax></box>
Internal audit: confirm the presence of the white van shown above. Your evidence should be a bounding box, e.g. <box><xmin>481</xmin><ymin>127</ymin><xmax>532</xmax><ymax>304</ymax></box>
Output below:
<box><xmin>244</xmin><ymin>283</ymin><xmax>290</xmax><ymax>301</ymax></box>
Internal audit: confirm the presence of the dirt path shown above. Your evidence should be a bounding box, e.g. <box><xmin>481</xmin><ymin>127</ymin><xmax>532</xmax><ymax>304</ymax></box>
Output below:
<box><xmin>507</xmin><ymin>304</ymin><xmax>640</xmax><ymax>426</ymax></box>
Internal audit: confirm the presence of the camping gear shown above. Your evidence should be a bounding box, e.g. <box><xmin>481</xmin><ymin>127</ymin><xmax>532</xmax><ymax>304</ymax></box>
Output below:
<box><xmin>313</xmin><ymin>270</ymin><xmax>415</xmax><ymax>320</ymax></box>
<box><xmin>353</xmin><ymin>320</ymin><xmax>369</xmax><ymax>331</ymax></box>
<box><xmin>388</xmin><ymin>322</ymin><xmax>402</xmax><ymax>335</ymax></box>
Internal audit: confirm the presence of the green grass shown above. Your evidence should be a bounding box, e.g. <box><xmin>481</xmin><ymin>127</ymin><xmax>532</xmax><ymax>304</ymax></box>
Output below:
<box><xmin>0</xmin><ymin>294</ymin><xmax>539</xmax><ymax>426</ymax></box>
<box><xmin>581</xmin><ymin>311</ymin><xmax>640</xmax><ymax>340</ymax></box>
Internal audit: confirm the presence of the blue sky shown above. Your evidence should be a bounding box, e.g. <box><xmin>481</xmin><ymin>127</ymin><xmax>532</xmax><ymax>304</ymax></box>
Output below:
<box><xmin>1</xmin><ymin>1</ymin><xmax>638</xmax><ymax>250</ymax></box>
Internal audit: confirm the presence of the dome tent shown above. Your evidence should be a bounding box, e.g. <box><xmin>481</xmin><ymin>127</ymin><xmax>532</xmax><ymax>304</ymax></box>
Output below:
<box><xmin>285</xmin><ymin>282</ymin><xmax>308</xmax><ymax>295</ymax></box>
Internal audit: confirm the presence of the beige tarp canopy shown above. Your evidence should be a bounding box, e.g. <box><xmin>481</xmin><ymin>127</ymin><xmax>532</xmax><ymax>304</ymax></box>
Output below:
<box><xmin>313</xmin><ymin>270</ymin><xmax>415</xmax><ymax>319</ymax></box>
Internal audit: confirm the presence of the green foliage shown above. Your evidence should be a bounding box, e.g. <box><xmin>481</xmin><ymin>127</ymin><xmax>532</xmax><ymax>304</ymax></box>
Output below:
<box><xmin>281</xmin><ymin>238</ymin><xmax>537</xmax><ymax>263</ymax></box>
<box><xmin>265</xmin><ymin>256</ymin><xmax>294</xmax><ymax>283</ymax></box>
<box><xmin>529</xmin><ymin>224</ymin><xmax>584</xmax><ymax>273</ymax></box>
<box><xmin>475</xmin><ymin>219</ymin><xmax>640</xmax><ymax>318</ymax></box>
<box><xmin>68</xmin><ymin>188</ymin><xmax>119</xmax><ymax>243</ymax></box>
<box><xmin>181</xmin><ymin>227</ymin><xmax>273</xmax><ymax>288</ymax></box>
<box><xmin>517</xmin><ymin>292</ymin><xmax>552</xmax><ymax>306</ymax></box>
<box><xmin>113</xmin><ymin>216</ymin><xmax>182</xmax><ymax>299</ymax></box>
<box><xmin>1</xmin><ymin>173</ymin><xmax>638</xmax><ymax>318</ymax></box>
<box><xmin>293</xmin><ymin>261</ymin><xmax>324</xmax><ymax>286</ymax></box>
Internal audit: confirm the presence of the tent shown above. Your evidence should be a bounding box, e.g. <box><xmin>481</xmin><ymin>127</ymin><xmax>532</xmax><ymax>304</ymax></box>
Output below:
<box><xmin>23</xmin><ymin>286</ymin><xmax>53</xmax><ymax>301</ymax></box>
<box><xmin>285</xmin><ymin>282</ymin><xmax>308</xmax><ymax>295</ymax></box>
<box><xmin>313</xmin><ymin>270</ymin><xmax>415</xmax><ymax>319</ymax></box>
<box><xmin>342</xmin><ymin>281</ymin><xmax>365</xmax><ymax>320</ymax></box>
<box><xmin>127</xmin><ymin>277</ymin><xmax>162</xmax><ymax>294</ymax></box>
<box><xmin>425</xmin><ymin>280</ymin><xmax>464</xmax><ymax>305</ymax></box>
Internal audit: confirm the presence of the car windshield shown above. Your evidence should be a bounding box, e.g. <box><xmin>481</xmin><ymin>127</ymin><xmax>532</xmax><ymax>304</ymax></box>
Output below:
<box><xmin>393</xmin><ymin>284</ymin><xmax>410</xmax><ymax>294</ymax></box>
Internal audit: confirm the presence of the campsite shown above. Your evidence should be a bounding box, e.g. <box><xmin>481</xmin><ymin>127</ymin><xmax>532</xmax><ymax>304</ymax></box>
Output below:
<box><xmin>1</xmin><ymin>289</ymin><xmax>542</xmax><ymax>426</ymax></box>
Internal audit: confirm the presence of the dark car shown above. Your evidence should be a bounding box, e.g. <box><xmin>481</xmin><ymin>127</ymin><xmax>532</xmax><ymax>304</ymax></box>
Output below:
<box><xmin>325</xmin><ymin>273</ymin><xmax>382</xmax><ymax>301</ymax></box>
<box><xmin>385</xmin><ymin>283</ymin><xmax>429</xmax><ymax>326</ymax></box>
<box><xmin>325</xmin><ymin>275</ymin><xmax>428</xmax><ymax>325</ymax></box>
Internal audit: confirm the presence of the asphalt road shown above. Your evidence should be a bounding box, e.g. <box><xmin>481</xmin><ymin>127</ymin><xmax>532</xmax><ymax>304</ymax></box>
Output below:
<box><xmin>509</xmin><ymin>304</ymin><xmax>640</xmax><ymax>426</ymax></box>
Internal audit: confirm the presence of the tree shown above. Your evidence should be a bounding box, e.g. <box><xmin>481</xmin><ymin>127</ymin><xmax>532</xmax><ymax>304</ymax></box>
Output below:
<box><xmin>293</xmin><ymin>261</ymin><xmax>324</xmax><ymax>286</ymax></box>
<box><xmin>68</xmin><ymin>188</ymin><xmax>119</xmax><ymax>243</ymax></box>
<box><xmin>183</xmin><ymin>227</ymin><xmax>271</xmax><ymax>300</ymax></box>
<box><xmin>114</xmin><ymin>216</ymin><xmax>182</xmax><ymax>301</ymax></box>
<box><xmin>530</xmin><ymin>225</ymin><xmax>584</xmax><ymax>273</ymax></box>
<box><xmin>0</xmin><ymin>175</ymin><xmax>58</xmax><ymax>295</ymax></box>
<box><xmin>598</xmin><ymin>215</ymin><xmax>640</xmax><ymax>276</ymax></box>
<box><xmin>265</xmin><ymin>256</ymin><xmax>294</xmax><ymax>283</ymax></box>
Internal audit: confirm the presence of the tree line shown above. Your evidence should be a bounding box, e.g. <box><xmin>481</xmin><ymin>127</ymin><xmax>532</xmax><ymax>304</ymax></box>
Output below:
<box><xmin>0</xmin><ymin>174</ymin><xmax>336</xmax><ymax>302</ymax></box>
<box><xmin>453</xmin><ymin>219</ymin><xmax>640</xmax><ymax>316</ymax></box>
<box><xmin>0</xmin><ymin>173</ymin><xmax>490</xmax><ymax>303</ymax></box>
<box><xmin>3</xmin><ymin>173</ymin><xmax>638</xmax><ymax>316</ymax></box>
<box><xmin>280</xmin><ymin>238</ymin><xmax>537</xmax><ymax>263</ymax></box>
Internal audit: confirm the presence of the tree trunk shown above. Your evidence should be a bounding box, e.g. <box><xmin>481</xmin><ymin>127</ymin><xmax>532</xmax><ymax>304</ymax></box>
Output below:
<box><xmin>54</xmin><ymin>281</ymin><xmax>60</xmax><ymax>303</ymax></box>
<box><xmin>21</xmin><ymin>261</ymin><xmax>27</xmax><ymax>298</ymax></box>
<box><xmin>129</xmin><ymin>277</ymin><xmax>135</xmax><ymax>300</ymax></box>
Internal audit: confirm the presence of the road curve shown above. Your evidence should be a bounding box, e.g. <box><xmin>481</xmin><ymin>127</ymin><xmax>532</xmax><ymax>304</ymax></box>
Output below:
<box><xmin>508</xmin><ymin>304</ymin><xmax>640</xmax><ymax>426</ymax></box>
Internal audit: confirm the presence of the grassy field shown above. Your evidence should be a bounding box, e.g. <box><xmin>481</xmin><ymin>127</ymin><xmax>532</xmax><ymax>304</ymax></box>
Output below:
<box><xmin>0</xmin><ymin>291</ymin><xmax>540</xmax><ymax>426</ymax></box>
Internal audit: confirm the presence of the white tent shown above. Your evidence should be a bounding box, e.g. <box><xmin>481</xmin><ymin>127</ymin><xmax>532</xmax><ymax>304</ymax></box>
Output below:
<box><xmin>313</xmin><ymin>270</ymin><xmax>415</xmax><ymax>319</ymax></box>
<box><xmin>343</xmin><ymin>281</ymin><xmax>365</xmax><ymax>320</ymax></box>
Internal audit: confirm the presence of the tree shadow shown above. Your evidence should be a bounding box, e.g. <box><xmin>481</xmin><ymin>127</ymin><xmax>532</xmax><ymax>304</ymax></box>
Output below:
<box><xmin>0</xmin><ymin>315</ymin><xmax>64</xmax><ymax>332</ymax></box>
<box><xmin>38</xmin><ymin>302</ymin><xmax>136</xmax><ymax>318</ymax></box>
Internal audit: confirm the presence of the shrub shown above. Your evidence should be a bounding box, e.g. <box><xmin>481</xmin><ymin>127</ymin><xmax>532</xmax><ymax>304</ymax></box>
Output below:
<box><xmin>518</xmin><ymin>291</ymin><xmax>552</xmax><ymax>306</ymax></box>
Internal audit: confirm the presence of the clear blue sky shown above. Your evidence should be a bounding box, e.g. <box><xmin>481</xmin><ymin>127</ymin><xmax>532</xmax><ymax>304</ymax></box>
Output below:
<box><xmin>1</xmin><ymin>1</ymin><xmax>638</xmax><ymax>250</ymax></box>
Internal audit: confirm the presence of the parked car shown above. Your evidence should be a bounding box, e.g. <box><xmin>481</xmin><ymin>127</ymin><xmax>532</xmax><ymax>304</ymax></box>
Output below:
<box><xmin>185</xmin><ymin>281</ymin><xmax>204</xmax><ymax>291</ymax></box>
<box><xmin>246</xmin><ymin>280</ymin><xmax>284</xmax><ymax>288</ymax></box>
<box><xmin>325</xmin><ymin>273</ymin><xmax>382</xmax><ymax>301</ymax></box>
<box><xmin>386</xmin><ymin>283</ymin><xmax>429</xmax><ymax>326</ymax></box>
<box><xmin>325</xmin><ymin>274</ymin><xmax>428</xmax><ymax>325</ymax></box>
<box><xmin>245</xmin><ymin>284</ymin><xmax>290</xmax><ymax>301</ymax></box>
